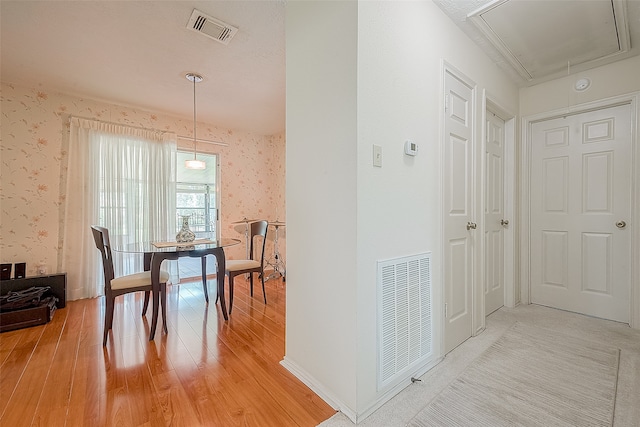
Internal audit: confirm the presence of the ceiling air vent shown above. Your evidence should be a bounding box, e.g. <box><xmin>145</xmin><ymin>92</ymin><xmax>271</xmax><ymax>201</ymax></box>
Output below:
<box><xmin>187</xmin><ymin>9</ymin><xmax>238</xmax><ymax>45</ymax></box>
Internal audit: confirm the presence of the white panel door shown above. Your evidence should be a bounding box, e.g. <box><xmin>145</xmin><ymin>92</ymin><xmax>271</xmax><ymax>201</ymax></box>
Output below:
<box><xmin>484</xmin><ymin>112</ymin><xmax>505</xmax><ymax>315</ymax></box>
<box><xmin>530</xmin><ymin>104</ymin><xmax>632</xmax><ymax>323</ymax></box>
<box><xmin>443</xmin><ymin>68</ymin><xmax>475</xmax><ymax>353</ymax></box>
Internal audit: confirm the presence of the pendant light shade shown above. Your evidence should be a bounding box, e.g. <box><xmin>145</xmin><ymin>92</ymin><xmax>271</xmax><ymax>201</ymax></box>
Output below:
<box><xmin>185</xmin><ymin>73</ymin><xmax>206</xmax><ymax>170</ymax></box>
<box><xmin>185</xmin><ymin>158</ymin><xmax>206</xmax><ymax>169</ymax></box>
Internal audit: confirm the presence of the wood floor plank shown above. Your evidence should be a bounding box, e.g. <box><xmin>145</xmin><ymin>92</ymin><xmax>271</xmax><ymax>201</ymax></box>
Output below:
<box><xmin>192</xmin><ymin>288</ymin><xmax>329</xmax><ymax>426</ymax></box>
<box><xmin>2</xmin><ymin>363</ymin><xmax>48</xmax><ymax>425</ymax></box>
<box><xmin>66</xmin><ymin>299</ymin><xmax>113</xmax><ymax>426</ymax></box>
<box><xmin>31</xmin><ymin>302</ymin><xmax>82</xmax><ymax>426</ymax></box>
<box><xmin>151</xmin><ymin>369</ymin><xmax>202</xmax><ymax>426</ymax></box>
<box><xmin>0</xmin><ymin>277</ymin><xmax>336</xmax><ymax>426</ymax></box>
<box><xmin>0</xmin><ymin>330</ymin><xmax>22</xmax><ymax>366</ymax></box>
<box><xmin>0</xmin><ymin>310</ymin><xmax>66</xmax><ymax>426</ymax></box>
<box><xmin>65</xmin><ymin>343</ymin><xmax>106</xmax><ymax>427</ymax></box>
<box><xmin>0</xmin><ymin>326</ymin><xmax>44</xmax><ymax>417</ymax></box>
<box><xmin>161</xmin><ymin>320</ymin><xmax>232</xmax><ymax>425</ymax></box>
<box><xmin>120</xmin><ymin>343</ymin><xmax>164</xmax><ymax>426</ymax></box>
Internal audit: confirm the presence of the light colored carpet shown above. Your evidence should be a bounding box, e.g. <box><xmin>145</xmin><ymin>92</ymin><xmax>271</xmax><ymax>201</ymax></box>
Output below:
<box><xmin>317</xmin><ymin>305</ymin><xmax>640</xmax><ymax>427</ymax></box>
<box><xmin>408</xmin><ymin>322</ymin><xmax>620</xmax><ymax>427</ymax></box>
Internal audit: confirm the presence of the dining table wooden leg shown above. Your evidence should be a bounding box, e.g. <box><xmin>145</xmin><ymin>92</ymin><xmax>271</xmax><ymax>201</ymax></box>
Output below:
<box><xmin>143</xmin><ymin>252</ymin><xmax>152</xmax><ymax>271</ymax></box>
<box><xmin>213</xmin><ymin>248</ymin><xmax>228</xmax><ymax>321</ymax></box>
<box><xmin>141</xmin><ymin>252</ymin><xmax>152</xmax><ymax>316</ymax></box>
<box><xmin>149</xmin><ymin>254</ymin><xmax>161</xmax><ymax>341</ymax></box>
<box><xmin>201</xmin><ymin>255</ymin><xmax>209</xmax><ymax>303</ymax></box>
<box><xmin>149</xmin><ymin>295</ymin><xmax>159</xmax><ymax>340</ymax></box>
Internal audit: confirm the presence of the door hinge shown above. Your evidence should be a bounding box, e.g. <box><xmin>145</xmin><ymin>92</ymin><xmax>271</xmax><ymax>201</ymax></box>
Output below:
<box><xmin>444</xmin><ymin>303</ymin><xmax>448</xmax><ymax>318</ymax></box>
<box><xmin>444</xmin><ymin>94</ymin><xmax>450</xmax><ymax>111</ymax></box>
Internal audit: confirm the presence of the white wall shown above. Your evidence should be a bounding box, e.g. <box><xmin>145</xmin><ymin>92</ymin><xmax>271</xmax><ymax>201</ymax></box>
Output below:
<box><xmin>284</xmin><ymin>0</ymin><xmax>359</xmax><ymax>414</ymax></box>
<box><xmin>285</xmin><ymin>0</ymin><xmax>518</xmax><ymax>421</ymax></box>
<box><xmin>520</xmin><ymin>55</ymin><xmax>640</xmax><ymax>116</ymax></box>
<box><xmin>355</xmin><ymin>1</ymin><xmax>518</xmax><ymax>418</ymax></box>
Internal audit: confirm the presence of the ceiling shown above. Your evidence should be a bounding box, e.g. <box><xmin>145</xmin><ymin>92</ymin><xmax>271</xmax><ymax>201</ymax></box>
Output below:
<box><xmin>2</xmin><ymin>1</ymin><xmax>638</xmax><ymax>137</ymax></box>
<box><xmin>433</xmin><ymin>0</ymin><xmax>640</xmax><ymax>86</ymax></box>
<box><xmin>0</xmin><ymin>1</ymin><xmax>285</xmax><ymax>135</ymax></box>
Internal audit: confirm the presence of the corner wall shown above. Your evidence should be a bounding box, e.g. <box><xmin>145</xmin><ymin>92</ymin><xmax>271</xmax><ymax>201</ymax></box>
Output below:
<box><xmin>285</xmin><ymin>0</ymin><xmax>518</xmax><ymax>421</ymax></box>
<box><xmin>284</xmin><ymin>0</ymin><xmax>359</xmax><ymax>416</ymax></box>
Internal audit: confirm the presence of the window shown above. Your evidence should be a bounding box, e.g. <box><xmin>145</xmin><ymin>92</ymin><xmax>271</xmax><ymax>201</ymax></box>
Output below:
<box><xmin>176</xmin><ymin>151</ymin><xmax>220</xmax><ymax>239</ymax></box>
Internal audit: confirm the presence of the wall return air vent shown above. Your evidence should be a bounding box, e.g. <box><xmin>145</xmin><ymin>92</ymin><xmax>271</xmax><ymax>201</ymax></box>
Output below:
<box><xmin>377</xmin><ymin>252</ymin><xmax>433</xmax><ymax>391</ymax></box>
<box><xmin>187</xmin><ymin>9</ymin><xmax>238</xmax><ymax>45</ymax></box>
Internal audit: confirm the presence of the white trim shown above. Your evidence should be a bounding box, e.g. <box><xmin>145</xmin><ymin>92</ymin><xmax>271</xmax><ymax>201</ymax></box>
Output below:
<box><xmin>177</xmin><ymin>135</ymin><xmax>228</xmax><ymax>147</ymax></box>
<box><xmin>467</xmin><ymin>0</ymin><xmax>631</xmax><ymax>84</ymax></box>
<box><xmin>631</xmin><ymin>93</ymin><xmax>640</xmax><ymax>329</ymax></box>
<box><xmin>280</xmin><ymin>355</ymin><xmax>444</xmax><ymax>424</ymax></box>
<box><xmin>279</xmin><ymin>357</ymin><xmax>347</xmax><ymax>418</ymax></box>
<box><xmin>520</xmin><ymin>92</ymin><xmax>640</xmax><ymax>329</ymax></box>
<box><xmin>467</xmin><ymin>0</ymin><xmax>532</xmax><ymax>81</ymax></box>
<box><xmin>478</xmin><ymin>94</ymin><xmax>488</xmax><ymax>329</ymax></box>
<box><xmin>438</xmin><ymin>59</ymin><xmax>446</xmax><ymax>356</ymax></box>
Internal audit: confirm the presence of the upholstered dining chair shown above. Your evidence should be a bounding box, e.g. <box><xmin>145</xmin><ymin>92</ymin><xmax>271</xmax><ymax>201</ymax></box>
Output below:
<box><xmin>91</xmin><ymin>226</ymin><xmax>169</xmax><ymax>346</ymax></box>
<box><xmin>225</xmin><ymin>220</ymin><xmax>268</xmax><ymax>314</ymax></box>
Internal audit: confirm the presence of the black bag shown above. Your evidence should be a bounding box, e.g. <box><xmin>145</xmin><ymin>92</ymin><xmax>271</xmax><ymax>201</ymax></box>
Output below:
<box><xmin>0</xmin><ymin>286</ymin><xmax>52</xmax><ymax>312</ymax></box>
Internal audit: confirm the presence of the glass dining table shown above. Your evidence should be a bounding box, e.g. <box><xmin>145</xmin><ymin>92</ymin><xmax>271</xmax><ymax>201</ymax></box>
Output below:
<box><xmin>113</xmin><ymin>237</ymin><xmax>241</xmax><ymax>340</ymax></box>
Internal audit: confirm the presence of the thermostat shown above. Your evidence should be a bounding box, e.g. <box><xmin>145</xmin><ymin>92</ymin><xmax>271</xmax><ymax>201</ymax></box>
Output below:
<box><xmin>404</xmin><ymin>140</ymin><xmax>418</xmax><ymax>156</ymax></box>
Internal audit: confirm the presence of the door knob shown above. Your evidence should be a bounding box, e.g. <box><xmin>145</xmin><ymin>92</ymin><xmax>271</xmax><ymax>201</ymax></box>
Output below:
<box><xmin>500</xmin><ymin>219</ymin><xmax>509</xmax><ymax>226</ymax></box>
<box><xmin>466</xmin><ymin>222</ymin><xmax>477</xmax><ymax>230</ymax></box>
<box><xmin>616</xmin><ymin>220</ymin><xmax>626</xmax><ymax>229</ymax></box>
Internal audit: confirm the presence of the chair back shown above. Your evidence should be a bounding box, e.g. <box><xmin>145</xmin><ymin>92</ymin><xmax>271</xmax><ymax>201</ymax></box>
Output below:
<box><xmin>91</xmin><ymin>226</ymin><xmax>115</xmax><ymax>289</ymax></box>
<box><xmin>249</xmin><ymin>220</ymin><xmax>268</xmax><ymax>266</ymax></box>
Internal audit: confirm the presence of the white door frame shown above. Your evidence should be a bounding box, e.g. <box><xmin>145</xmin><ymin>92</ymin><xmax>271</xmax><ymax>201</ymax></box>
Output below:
<box><xmin>520</xmin><ymin>92</ymin><xmax>640</xmax><ymax>329</ymax></box>
<box><xmin>482</xmin><ymin>93</ymin><xmax>518</xmax><ymax>312</ymax></box>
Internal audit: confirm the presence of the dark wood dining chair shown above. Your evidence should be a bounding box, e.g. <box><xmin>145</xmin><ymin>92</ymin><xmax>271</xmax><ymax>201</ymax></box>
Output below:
<box><xmin>225</xmin><ymin>220</ymin><xmax>268</xmax><ymax>313</ymax></box>
<box><xmin>91</xmin><ymin>226</ymin><xmax>169</xmax><ymax>345</ymax></box>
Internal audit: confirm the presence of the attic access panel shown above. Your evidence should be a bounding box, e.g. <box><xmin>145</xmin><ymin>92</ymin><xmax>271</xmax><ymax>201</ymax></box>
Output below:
<box><xmin>468</xmin><ymin>0</ymin><xmax>630</xmax><ymax>80</ymax></box>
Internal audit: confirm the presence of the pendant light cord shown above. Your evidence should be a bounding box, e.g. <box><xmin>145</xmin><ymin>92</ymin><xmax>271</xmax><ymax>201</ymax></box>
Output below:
<box><xmin>192</xmin><ymin>74</ymin><xmax>197</xmax><ymax>160</ymax></box>
<box><xmin>184</xmin><ymin>73</ymin><xmax>205</xmax><ymax>169</ymax></box>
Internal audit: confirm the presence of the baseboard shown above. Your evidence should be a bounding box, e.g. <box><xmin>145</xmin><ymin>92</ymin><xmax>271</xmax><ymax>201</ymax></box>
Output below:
<box><xmin>280</xmin><ymin>354</ymin><xmax>445</xmax><ymax>424</ymax></box>
<box><xmin>355</xmin><ymin>355</ymin><xmax>444</xmax><ymax>422</ymax></box>
<box><xmin>280</xmin><ymin>356</ymin><xmax>357</xmax><ymax>423</ymax></box>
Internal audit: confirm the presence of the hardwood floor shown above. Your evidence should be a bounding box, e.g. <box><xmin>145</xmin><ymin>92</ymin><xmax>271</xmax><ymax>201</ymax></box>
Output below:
<box><xmin>0</xmin><ymin>275</ymin><xmax>336</xmax><ymax>426</ymax></box>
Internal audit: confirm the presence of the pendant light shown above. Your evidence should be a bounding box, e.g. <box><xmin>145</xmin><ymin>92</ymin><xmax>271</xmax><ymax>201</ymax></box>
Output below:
<box><xmin>185</xmin><ymin>72</ymin><xmax>206</xmax><ymax>170</ymax></box>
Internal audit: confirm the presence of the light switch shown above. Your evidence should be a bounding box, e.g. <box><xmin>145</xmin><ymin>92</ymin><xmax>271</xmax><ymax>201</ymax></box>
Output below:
<box><xmin>373</xmin><ymin>144</ymin><xmax>382</xmax><ymax>167</ymax></box>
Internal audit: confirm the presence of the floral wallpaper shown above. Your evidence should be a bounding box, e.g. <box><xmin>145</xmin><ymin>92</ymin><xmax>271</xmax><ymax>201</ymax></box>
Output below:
<box><xmin>0</xmin><ymin>82</ymin><xmax>285</xmax><ymax>285</ymax></box>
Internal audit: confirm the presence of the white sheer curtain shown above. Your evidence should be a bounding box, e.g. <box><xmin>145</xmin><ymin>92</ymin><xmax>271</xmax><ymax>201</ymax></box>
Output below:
<box><xmin>61</xmin><ymin>118</ymin><xmax>177</xmax><ymax>300</ymax></box>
